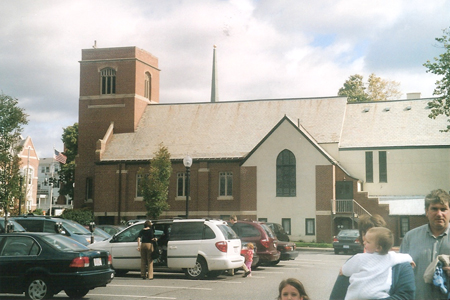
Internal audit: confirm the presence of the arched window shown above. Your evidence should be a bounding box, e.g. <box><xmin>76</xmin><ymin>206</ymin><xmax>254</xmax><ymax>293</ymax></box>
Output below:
<box><xmin>100</xmin><ymin>68</ymin><xmax>116</xmax><ymax>95</ymax></box>
<box><xmin>276</xmin><ymin>149</ymin><xmax>296</xmax><ymax>197</ymax></box>
<box><xmin>144</xmin><ymin>72</ymin><xmax>151</xmax><ymax>99</ymax></box>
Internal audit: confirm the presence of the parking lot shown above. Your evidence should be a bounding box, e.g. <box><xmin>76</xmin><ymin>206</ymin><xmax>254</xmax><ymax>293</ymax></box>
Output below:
<box><xmin>0</xmin><ymin>250</ymin><xmax>349</xmax><ymax>300</ymax></box>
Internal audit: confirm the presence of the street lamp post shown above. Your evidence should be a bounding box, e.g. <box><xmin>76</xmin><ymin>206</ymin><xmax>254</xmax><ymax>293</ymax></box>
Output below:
<box><xmin>183</xmin><ymin>155</ymin><xmax>192</xmax><ymax>219</ymax></box>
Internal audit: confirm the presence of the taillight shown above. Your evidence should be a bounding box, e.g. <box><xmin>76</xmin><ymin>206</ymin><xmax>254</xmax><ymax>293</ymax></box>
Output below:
<box><xmin>70</xmin><ymin>256</ymin><xmax>90</xmax><ymax>268</ymax></box>
<box><xmin>260</xmin><ymin>239</ymin><xmax>270</xmax><ymax>249</ymax></box>
<box><xmin>108</xmin><ymin>254</ymin><xmax>112</xmax><ymax>265</ymax></box>
<box><xmin>355</xmin><ymin>238</ymin><xmax>360</xmax><ymax>244</ymax></box>
<box><xmin>215</xmin><ymin>241</ymin><xmax>228</xmax><ymax>253</ymax></box>
<box><xmin>333</xmin><ymin>237</ymin><xmax>338</xmax><ymax>243</ymax></box>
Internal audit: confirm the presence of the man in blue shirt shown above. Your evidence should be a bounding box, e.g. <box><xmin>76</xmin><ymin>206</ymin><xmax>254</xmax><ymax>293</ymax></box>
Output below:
<box><xmin>401</xmin><ymin>189</ymin><xmax>450</xmax><ymax>300</ymax></box>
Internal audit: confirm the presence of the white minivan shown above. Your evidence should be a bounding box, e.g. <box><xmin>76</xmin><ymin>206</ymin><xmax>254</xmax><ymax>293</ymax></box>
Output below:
<box><xmin>88</xmin><ymin>218</ymin><xmax>244</xmax><ymax>279</ymax></box>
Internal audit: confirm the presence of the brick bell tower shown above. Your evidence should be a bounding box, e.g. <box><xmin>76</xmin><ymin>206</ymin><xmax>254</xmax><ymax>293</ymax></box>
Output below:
<box><xmin>74</xmin><ymin>46</ymin><xmax>160</xmax><ymax>209</ymax></box>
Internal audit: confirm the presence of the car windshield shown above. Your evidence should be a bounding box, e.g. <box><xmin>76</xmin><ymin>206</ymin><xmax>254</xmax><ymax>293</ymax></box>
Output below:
<box><xmin>41</xmin><ymin>234</ymin><xmax>89</xmax><ymax>251</ymax></box>
<box><xmin>338</xmin><ymin>230</ymin><xmax>359</xmax><ymax>237</ymax></box>
<box><xmin>218</xmin><ymin>224</ymin><xmax>239</xmax><ymax>239</ymax></box>
<box><xmin>60</xmin><ymin>219</ymin><xmax>91</xmax><ymax>235</ymax></box>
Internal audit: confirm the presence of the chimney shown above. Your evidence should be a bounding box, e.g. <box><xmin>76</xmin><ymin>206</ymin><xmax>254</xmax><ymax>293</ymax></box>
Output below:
<box><xmin>407</xmin><ymin>92</ymin><xmax>421</xmax><ymax>99</ymax></box>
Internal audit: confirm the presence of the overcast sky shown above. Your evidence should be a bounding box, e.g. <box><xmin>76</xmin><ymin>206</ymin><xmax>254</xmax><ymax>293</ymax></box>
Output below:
<box><xmin>1</xmin><ymin>0</ymin><xmax>449</xmax><ymax>158</ymax></box>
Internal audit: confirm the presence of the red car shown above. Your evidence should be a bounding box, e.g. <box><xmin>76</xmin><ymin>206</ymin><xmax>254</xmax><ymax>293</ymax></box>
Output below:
<box><xmin>231</xmin><ymin>220</ymin><xmax>280</xmax><ymax>266</ymax></box>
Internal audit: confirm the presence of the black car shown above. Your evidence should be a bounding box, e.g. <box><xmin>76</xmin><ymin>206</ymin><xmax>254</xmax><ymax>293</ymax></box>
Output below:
<box><xmin>265</xmin><ymin>222</ymin><xmax>299</xmax><ymax>262</ymax></box>
<box><xmin>333</xmin><ymin>229</ymin><xmax>364</xmax><ymax>254</ymax></box>
<box><xmin>0</xmin><ymin>232</ymin><xmax>114</xmax><ymax>299</ymax></box>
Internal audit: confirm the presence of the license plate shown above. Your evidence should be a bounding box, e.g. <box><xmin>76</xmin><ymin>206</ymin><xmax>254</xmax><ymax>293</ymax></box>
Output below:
<box><xmin>343</xmin><ymin>245</ymin><xmax>349</xmax><ymax>249</ymax></box>
<box><xmin>94</xmin><ymin>258</ymin><xmax>102</xmax><ymax>266</ymax></box>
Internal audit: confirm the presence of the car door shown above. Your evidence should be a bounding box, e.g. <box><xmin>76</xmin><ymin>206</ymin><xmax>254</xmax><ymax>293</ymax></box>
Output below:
<box><xmin>0</xmin><ymin>235</ymin><xmax>40</xmax><ymax>293</ymax></box>
<box><xmin>167</xmin><ymin>221</ymin><xmax>202</xmax><ymax>268</ymax></box>
<box><xmin>109</xmin><ymin>223</ymin><xmax>144</xmax><ymax>270</ymax></box>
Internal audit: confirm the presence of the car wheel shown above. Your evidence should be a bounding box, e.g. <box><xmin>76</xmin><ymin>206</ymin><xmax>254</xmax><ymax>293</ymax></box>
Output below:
<box><xmin>184</xmin><ymin>257</ymin><xmax>207</xmax><ymax>280</ymax></box>
<box><xmin>65</xmin><ymin>288</ymin><xmax>89</xmax><ymax>299</ymax></box>
<box><xmin>25</xmin><ymin>277</ymin><xmax>53</xmax><ymax>300</ymax></box>
<box><xmin>269</xmin><ymin>259</ymin><xmax>281</xmax><ymax>266</ymax></box>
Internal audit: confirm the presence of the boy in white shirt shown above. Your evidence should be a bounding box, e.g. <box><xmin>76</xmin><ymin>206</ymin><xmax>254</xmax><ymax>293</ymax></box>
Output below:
<box><xmin>340</xmin><ymin>227</ymin><xmax>414</xmax><ymax>300</ymax></box>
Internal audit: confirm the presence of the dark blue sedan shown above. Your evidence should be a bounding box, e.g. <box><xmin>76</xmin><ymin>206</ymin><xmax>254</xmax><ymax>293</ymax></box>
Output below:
<box><xmin>0</xmin><ymin>232</ymin><xmax>114</xmax><ymax>299</ymax></box>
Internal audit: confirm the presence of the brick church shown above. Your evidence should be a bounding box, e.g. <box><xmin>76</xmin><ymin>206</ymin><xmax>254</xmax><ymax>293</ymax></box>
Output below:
<box><xmin>74</xmin><ymin>46</ymin><xmax>449</xmax><ymax>244</ymax></box>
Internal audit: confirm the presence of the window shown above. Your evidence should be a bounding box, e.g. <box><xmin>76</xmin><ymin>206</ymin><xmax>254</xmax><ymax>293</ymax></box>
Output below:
<box><xmin>400</xmin><ymin>217</ymin><xmax>409</xmax><ymax>238</ymax></box>
<box><xmin>258</xmin><ymin>218</ymin><xmax>268</xmax><ymax>222</ymax></box>
<box><xmin>136</xmin><ymin>174</ymin><xmax>143</xmax><ymax>198</ymax></box>
<box><xmin>282</xmin><ymin>218</ymin><xmax>291</xmax><ymax>235</ymax></box>
<box><xmin>219</xmin><ymin>172</ymin><xmax>233</xmax><ymax>197</ymax></box>
<box><xmin>85</xmin><ymin>177</ymin><xmax>93</xmax><ymax>201</ymax></box>
<box><xmin>276</xmin><ymin>149</ymin><xmax>296</xmax><ymax>197</ymax></box>
<box><xmin>305</xmin><ymin>218</ymin><xmax>315</xmax><ymax>235</ymax></box>
<box><xmin>379</xmin><ymin>151</ymin><xmax>387</xmax><ymax>182</ymax></box>
<box><xmin>365</xmin><ymin>151</ymin><xmax>373</xmax><ymax>183</ymax></box>
<box><xmin>100</xmin><ymin>68</ymin><xmax>116</xmax><ymax>95</ymax></box>
<box><xmin>177</xmin><ymin>173</ymin><xmax>187</xmax><ymax>197</ymax></box>
<box><xmin>144</xmin><ymin>72</ymin><xmax>151</xmax><ymax>99</ymax></box>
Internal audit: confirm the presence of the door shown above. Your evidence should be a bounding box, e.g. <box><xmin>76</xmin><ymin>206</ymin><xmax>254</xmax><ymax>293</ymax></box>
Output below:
<box><xmin>109</xmin><ymin>223</ymin><xmax>144</xmax><ymax>270</ymax></box>
<box><xmin>336</xmin><ymin>181</ymin><xmax>353</xmax><ymax>199</ymax></box>
<box><xmin>167</xmin><ymin>221</ymin><xmax>202</xmax><ymax>268</ymax></box>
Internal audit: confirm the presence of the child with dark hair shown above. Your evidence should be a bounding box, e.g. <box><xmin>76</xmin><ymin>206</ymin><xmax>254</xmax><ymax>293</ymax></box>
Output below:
<box><xmin>277</xmin><ymin>278</ymin><xmax>310</xmax><ymax>300</ymax></box>
<box><xmin>340</xmin><ymin>227</ymin><xmax>414</xmax><ymax>300</ymax></box>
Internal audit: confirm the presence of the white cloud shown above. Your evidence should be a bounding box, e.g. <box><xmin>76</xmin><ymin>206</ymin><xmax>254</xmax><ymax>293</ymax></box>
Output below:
<box><xmin>0</xmin><ymin>0</ymin><xmax>448</xmax><ymax>157</ymax></box>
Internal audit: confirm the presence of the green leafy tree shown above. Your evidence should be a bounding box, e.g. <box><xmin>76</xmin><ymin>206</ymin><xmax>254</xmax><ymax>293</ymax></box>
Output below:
<box><xmin>0</xmin><ymin>93</ymin><xmax>28</xmax><ymax>224</ymax></box>
<box><xmin>60</xmin><ymin>208</ymin><xmax>94</xmax><ymax>226</ymax></box>
<box><xmin>138</xmin><ymin>143</ymin><xmax>172</xmax><ymax>219</ymax></box>
<box><xmin>58</xmin><ymin>123</ymin><xmax>78</xmax><ymax>199</ymax></box>
<box><xmin>338</xmin><ymin>73</ymin><xmax>402</xmax><ymax>102</ymax></box>
<box><xmin>338</xmin><ymin>74</ymin><xmax>369</xmax><ymax>102</ymax></box>
<box><xmin>424</xmin><ymin>27</ymin><xmax>450</xmax><ymax>131</ymax></box>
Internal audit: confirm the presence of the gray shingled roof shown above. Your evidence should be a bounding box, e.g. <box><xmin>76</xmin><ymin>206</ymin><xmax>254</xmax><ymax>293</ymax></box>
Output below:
<box><xmin>101</xmin><ymin>97</ymin><xmax>347</xmax><ymax>161</ymax></box>
<box><xmin>339</xmin><ymin>98</ymin><xmax>450</xmax><ymax>149</ymax></box>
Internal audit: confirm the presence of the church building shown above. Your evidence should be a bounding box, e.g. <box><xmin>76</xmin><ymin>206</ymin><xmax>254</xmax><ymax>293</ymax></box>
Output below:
<box><xmin>74</xmin><ymin>46</ymin><xmax>450</xmax><ymax>244</ymax></box>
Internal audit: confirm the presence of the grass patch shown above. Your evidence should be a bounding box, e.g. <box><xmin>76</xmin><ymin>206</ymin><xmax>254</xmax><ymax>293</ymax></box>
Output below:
<box><xmin>295</xmin><ymin>242</ymin><xmax>333</xmax><ymax>248</ymax></box>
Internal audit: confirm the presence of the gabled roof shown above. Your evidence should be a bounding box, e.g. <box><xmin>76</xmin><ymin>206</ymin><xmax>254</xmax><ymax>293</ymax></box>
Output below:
<box><xmin>242</xmin><ymin>115</ymin><xmax>353</xmax><ymax>176</ymax></box>
<box><xmin>339</xmin><ymin>98</ymin><xmax>450</xmax><ymax>149</ymax></box>
<box><xmin>101</xmin><ymin>97</ymin><xmax>347</xmax><ymax>161</ymax></box>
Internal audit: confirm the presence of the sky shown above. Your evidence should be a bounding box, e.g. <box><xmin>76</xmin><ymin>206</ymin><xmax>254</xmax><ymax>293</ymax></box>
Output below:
<box><xmin>1</xmin><ymin>0</ymin><xmax>449</xmax><ymax>158</ymax></box>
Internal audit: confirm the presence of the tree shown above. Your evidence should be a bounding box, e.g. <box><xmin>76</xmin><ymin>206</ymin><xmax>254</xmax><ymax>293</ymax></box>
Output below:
<box><xmin>138</xmin><ymin>143</ymin><xmax>172</xmax><ymax>219</ymax></box>
<box><xmin>424</xmin><ymin>27</ymin><xmax>450</xmax><ymax>132</ymax></box>
<box><xmin>58</xmin><ymin>123</ymin><xmax>78</xmax><ymax>200</ymax></box>
<box><xmin>338</xmin><ymin>74</ymin><xmax>369</xmax><ymax>102</ymax></box>
<box><xmin>338</xmin><ymin>73</ymin><xmax>402</xmax><ymax>102</ymax></box>
<box><xmin>0</xmin><ymin>93</ymin><xmax>28</xmax><ymax>224</ymax></box>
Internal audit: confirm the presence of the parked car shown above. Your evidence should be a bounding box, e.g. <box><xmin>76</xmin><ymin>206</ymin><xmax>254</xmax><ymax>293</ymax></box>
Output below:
<box><xmin>333</xmin><ymin>229</ymin><xmax>364</xmax><ymax>254</ymax></box>
<box><xmin>0</xmin><ymin>218</ymin><xmax>26</xmax><ymax>233</ymax></box>
<box><xmin>84</xmin><ymin>226</ymin><xmax>112</xmax><ymax>240</ymax></box>
<box><xmin>264</xmin><ymin>222</ymin><xmax>298</xmax><ymax>263</ymax></box>
<box><xmin>0</xmin><ymin>232</ymin><xmax>114</xmax><ymax>299</ymax></box>
<box><xmin>231</xmin><ymin>220</ymin><xmax>280</xmax><ymax>266</ymax></box>
<box><xmin>96</xmin><ymin>225</ymin><xmax>126</xmax><ymax>236</ymax></box>
<box><xmin>12</xmin><ymin>215</ymin><xmax>103</xmax><ymax>245</ymax></box>
<box><xmin>88</xmin><ymin>218</ymin><xmax>244</xmax><ymax>280</ymax></box>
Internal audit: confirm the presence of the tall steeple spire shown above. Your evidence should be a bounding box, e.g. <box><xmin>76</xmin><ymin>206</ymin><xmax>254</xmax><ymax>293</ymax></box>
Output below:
<box><xmin>211</xmin><ymin>45</ymin><xmax>218</xmax><ymax>102</ymax></box>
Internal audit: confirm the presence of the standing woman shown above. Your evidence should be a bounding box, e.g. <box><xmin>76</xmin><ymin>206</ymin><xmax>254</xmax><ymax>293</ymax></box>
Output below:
<box><xmin>137</xmin><ymin>220</ymin><xmax>157</xmax><ymax>280</ymax></box>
